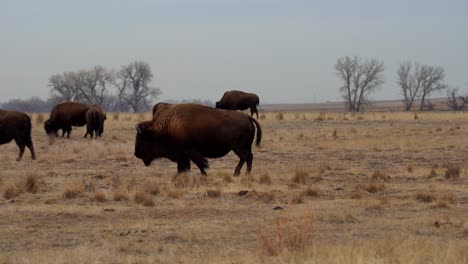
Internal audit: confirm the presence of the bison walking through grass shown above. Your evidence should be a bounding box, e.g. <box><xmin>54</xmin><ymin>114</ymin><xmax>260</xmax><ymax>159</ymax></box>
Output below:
<box><xmin>135</xmin><ymin>103</ymin><xmax>262</xmax><ymax>176</ymax></box>
<box><xmin>0</xmin><ymin>110</ymin><xmax>36</xmax><ymax>161</ymax></box>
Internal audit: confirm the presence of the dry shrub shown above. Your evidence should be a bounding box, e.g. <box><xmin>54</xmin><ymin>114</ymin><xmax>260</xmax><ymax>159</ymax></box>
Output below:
<box><xmin>371</xmin><ymin>170</ymin><xmax>391</xmax><ymax>182</ymax></box>
<box><xmin>259</xmin><ymin>172</ymin><xmax>272</xmax><ymax>184</ymax></box>
<box><xmin>435</xmin><ymin>127</ymin><xmax>442</xmax><ymax>132</ymax></box>
<box><xmin>134</xmin><ymin>191</ymin><xmax>155</xmax><ymax>207</ymax></box>
<box><xmin>289</xmin><ymin>191</ymin><xmax>304</xmax><ymax>204</ymax></box>
<box><xmin>444</xmin><ymin>165</ymin><xmax>461</xmax><ymax>179</ymax></box>
<box><xmin>256</xmin><ymin>212</ymin><xmax>313</xmax><ymax>256</ymax></box>
<box><xmin>24</xmin><ymin>173</ymin><xmax>40</xmax><ymax>193</ymax></box>
<box><xmin>259</xmin><ymin>114</ymin><xmax>266</xmax><ymax>120</ymax></box>
<box><xmin>428</xmin><ymin>168</ymin><xmax>438</xmax><ymax>178</ymax></box>
<box><xmin>144</xmin><ymin>181</ymin><xmax>160</xmax><ymax>195</ymax></box>
<box><xmin>205</xmin><ymin>189</ymin><xmax>222</xmax><ymax>198</ymax></box>
<box><xmin>166</xmin><ymin>188</ymin><xmax>184</xmax><ymax>199</ymax></box>
<box><xmin>171</xmin><ymin>173</ymin><xmax>196</xmax><ymax>188</ymax></box>
<box><xmin>350</xmin><ymin>188</ymin><xmax>364</xmax><ymax>199</ymax></box>
<box><xmin>113</xmin><ymin>188</ymin><xmax>129</xmax><ymax>201</ymax></box>
<box><xmin>62</xmin><ymin>179</ymin><xmax>85</xmax><ymax>199</ymax></box>
<box><xmin>356</xmin><ymin>115</ymin><xmax>365</xmax><ymax>120</ymax></box>
<box><xmin>332</xmin><ymin>129</ymin><xmax>338</xmax><ymax>139</ymax></box>
<box><xmin>364</xmin><ymin>183</ymin><xmax>385</xmax><ymax>193</ymax></box>
<box><xmin>275</xmin><ymin>112</ymin><xmax>284</xmax><ymax>120</ymax></box>
<box><xmin>303</xmin><ymin>187</ymin><xmax>319</xmax><ymax>197</ymax></box>
<box><xmin>113</xmin><ymin>113</ymin><xmax>119</xmax><ymax>121</ymax></box>
<box><xmin>3</xmin><ymin>184</ymin><xmax>20</xmax><ymax>199</ymax></box>
<box><xmin>438</xmin><ymin>191</ymin><xmax>458</xmax><ymax>205</ymax></box>
<box><xmin>218</xmin><ymin>171</ymin><xmax>233</xmax><ymax>184</ymax></box>
<box><xmin>414</xmin><ymin>191</ymin><xmax>436</xmax><ymax>203</ymax></box>
<box><xmin>36</xmin><ymin>113</ymin><xmax>45</xmax><ymax>125</ymax></box>
<box><xmin>292</xmin><ymin>167</ymin><xmax>309</xmax><ymax>185</ymax></box>
<box><xmin>314</xmin><ymin>113</ymin><xmax>324</xmax><ymax>122</ymax></box>
<box><xmin>413</xmin><ymin>112</ymin><xmax>419</xmax><ymax>120</ymax></box>
<box><xmin>407</xmin><ymin>165</ymin><xmax>413</xmax><ymax>173</ymax></box>
<box><xmin>92</xmin><ymin>191</ymin><xmax>107</xmax><ymax>202</ymax></box>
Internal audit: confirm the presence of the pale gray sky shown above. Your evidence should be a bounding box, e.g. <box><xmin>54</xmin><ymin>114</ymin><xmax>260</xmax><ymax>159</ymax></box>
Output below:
<box><xmin>1</xmin><ymin>0</ymin><xmax>467</xmax><ymax>104</ymax></box>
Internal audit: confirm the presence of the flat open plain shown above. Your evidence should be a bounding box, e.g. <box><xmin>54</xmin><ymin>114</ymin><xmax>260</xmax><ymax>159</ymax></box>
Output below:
<box><xmin>0</xmin><ymin>111</ymin><xmax>467</xmax><ymax>263</ymax></box>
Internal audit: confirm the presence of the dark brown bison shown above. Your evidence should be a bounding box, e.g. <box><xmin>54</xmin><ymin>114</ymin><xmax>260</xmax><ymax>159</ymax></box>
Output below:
<box><xmin>84</xmin><ymin>105</ymin><xmax>107</xmax><ymax>139</ymax></box>
<box><xmin>135</xmin><ymin>103</ymin><xmax>262</xmax><ymax>176</ymax></box>
<box><xmin>215</xmin><ymin>90</ymin><xmax>260</xmax><ymax>118</ymax></box>
<box><xmin>44</xmin><ymin>102</ymin><xmax>91</xmax><ymax>138</ymax></box>
<box><xmin>152</xmin><ymin>102</ymin><xmax>170</xmax><ymax>116</ymax></box>
<box><xmin>0</xmin><ymin>110</ymin><xmax>36</xmax><ymax>161</ymax></box>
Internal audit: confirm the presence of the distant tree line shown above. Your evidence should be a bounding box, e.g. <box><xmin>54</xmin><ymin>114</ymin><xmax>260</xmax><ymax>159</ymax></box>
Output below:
<box><xmin>1</xmin><ymin>61</ymin><xmax>161</xmax><ymax>113</ymax></box>
<box><xmin>335</xmin><ymin>56</ymin><xmax>467</xmax><ymax>112</ymax></box>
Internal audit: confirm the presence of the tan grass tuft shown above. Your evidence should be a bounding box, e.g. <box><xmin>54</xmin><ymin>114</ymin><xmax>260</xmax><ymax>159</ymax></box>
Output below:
<box><xmin>444</xmin><ymin>165</ymin><xmax>461</xmax><ymax>179</ymax></box>
<box><xmin>92</xmin><ymin>191</ymin><xmax>107</xmax><ymax>202</ymax></box>
<box><xmin>62</xmin><ymin>179</ymin><xmax>85</xmax><ymax>199</ymax></box>
<box><xmin>113</xmin><ymin>188</ymin><xmax>129</xmax><ymax>201</ymax></box>
<box><xmin>36</xmin><ymin>113</ymin><xmax>45</xmax><ymax>125</ymax></box>
<box><xmin>364</xmin><ymin>183</ymin><xmax>385</xmax><ymax>193</ymax></box>
<box><xmin>289</xmin><ymin>191</ymin><xmax>304</xmax><ymax>204</ymax></box>
<box><xmin>371</xmin><ymin>170</ymin><xmax>391</xmax><ymax>182</ymax></box>
<box><xmin>24</xmin><ymin>173</ymin><xmax>40</xmax><ymax>193</ymax></box>
<box><xmin>303</xmin><ymin>187</ymin><xmax>319</xmax><ymax>197</ymax></box>
<box><xmin>205</xmin><ymin>189</ymin><xmax>222</xmax><ymax>198</ymax></box>
<box><xmin>134</xmin><ymin>191</ymin><xmax>155</xmax><ymax>206</ymax></box>
<box><xmin>144</xmin><ymin>181</ymin><xmax>160</xmax><ymax>195</ymax></box>
<box><xmin>3</xmin><ymin>184</ymin><xmax>20</xmax><ymax>199</ymax></box>
<box><xmin>414</xmin><ymin>191</ymin><xmax>436</xmax><ymax>203</ymax></box>
<box><xmin>428</xmin><ymin>168</ymin><xmax>438</xmax><ymax>178</ymax></box>
<box><xmin>291</xmin><ymin>167</ymin><xmax>309</xmax><ymax>185</ymax></box>
<box><xmin>259</xmin><ymin>172</ymin><xmax>272</xmax><ymax>184</ymax></box>
<box><xmin>275</xmin><ymin>112</ymin><xmax>284</xmax><ymax>120</ymax></box>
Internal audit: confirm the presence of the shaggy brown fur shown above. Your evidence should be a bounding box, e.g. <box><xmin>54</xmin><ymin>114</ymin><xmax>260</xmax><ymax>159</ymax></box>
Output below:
<box><xmin>84</xmin><ymin>105</ymin><xmax>106</xmax><ymax>139</ymax></box>
<box><xmin>215</xmin><ymin>90</ymin><xmax>260</xmax><ymax>118</ymax></box>
<box><xmin>0</xmin><ymin>110</ymin><xmax>36</xmax><ymax>161</ymax></box>
<box><xmin>135</xmin><ymin>103</ymin><xmax>262</xmax><ymax>176</ymax></box>
<box><xmin>44</xmin><ymin>102</ymin><xmax>91</xmax><ymax>138</ymax></box>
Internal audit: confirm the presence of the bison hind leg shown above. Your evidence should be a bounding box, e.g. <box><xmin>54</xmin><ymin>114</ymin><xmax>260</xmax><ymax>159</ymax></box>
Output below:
<box><xmin>191</xmin><ymin>154</ymin><xmax>209</xmax><ymax>176</ymax></box>
<box><xmin>14</xmin><ymin>139</ymin><xmax>26</xmax><ymax>161</ymax></box>
<box><xmin>177</xmin><ymin>157</ymin><xmax>191</xmax><ymax>174</ymax></box>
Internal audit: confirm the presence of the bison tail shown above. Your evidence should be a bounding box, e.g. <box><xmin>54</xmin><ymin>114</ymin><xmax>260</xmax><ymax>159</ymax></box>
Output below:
<box><xmin>248</xmin><ymin>116</ymin><xmax>262</xmax><ymax>147</ymax></box>
<box><xmin>24</xmin><ymin>115</ymin><xmax>33</xmax><ymax>144</ymax></box>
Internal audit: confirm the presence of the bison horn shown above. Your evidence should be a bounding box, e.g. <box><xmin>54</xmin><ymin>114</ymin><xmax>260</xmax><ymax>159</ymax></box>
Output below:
<box><xmin>135</xmin><ymin>125</ymin><xmax>142</xmax><ymax>134</ymax></box>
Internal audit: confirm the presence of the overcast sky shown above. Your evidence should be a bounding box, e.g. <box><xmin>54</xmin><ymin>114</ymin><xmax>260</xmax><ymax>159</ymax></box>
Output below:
<box><xmin>1</xmin><ymin>0</ymin><xmax>467</xmax><ymax>104</ymax></box>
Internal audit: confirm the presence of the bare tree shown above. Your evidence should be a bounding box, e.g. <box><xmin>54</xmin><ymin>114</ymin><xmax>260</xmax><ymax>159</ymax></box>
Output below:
<box><xmin>113</xmin><ymin>61</ymin><xmax>160</xmax><ymax>112</ymax></box>
<box><xmin>48</xmin><ymin>72</ymin><xmax>82</xmax><ymax>102</ymax></box>
<box><xmin>397</xmin><ymin>62</ymin><xmax>422</xmax><ymax>111</ymax></box>
<box><xmin>418</xmin><ymin>65</ymin><xmax>446</xmax><ymax>111</ymax></box>
<box><xmin>446</xmin><ymin>88</ymin><xmax>468</xmax><ymax>111</ymax></box>
<box><xmin>80</xmin><ymin>66</ymin><xmax>113</xmax><ymax>105</ymax></box>
<box><xmin>335</xmin><ymin>56</ymin><xmax>384</xmax><ymax>112</ymax></box>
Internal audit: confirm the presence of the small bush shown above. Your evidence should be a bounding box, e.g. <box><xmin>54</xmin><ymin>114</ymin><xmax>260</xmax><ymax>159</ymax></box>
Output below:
<box><xmin>113</xmin><ymin>188</ymin><xmax>129</xmax><ymax>201</ymax></box>
<box><xmin>414</xmin><ymin>191</ymin><xmax>436</xmax><ymax>203</ymax></box>
<box><xmin>144</xmin><ymin>181</ymin><xmax>160</xmax><ymax>195</ymax></box>
<box><xmin>444</xmin><ymin>165</ymin><xmax>461</xmax><ymax>179</ymax></box>
<box><xmin>364</xmin><ymin>183</ymin><xmax>385</xmax><ymax>193</ymax></box>
<box><xmin>291</xmin><ymin>168</ymin><xmax>309</xmax><ymax>185</ymax></box>
<box><xmin>303</xmin><ymin>187</ymin><xmax>319</xmax><ymax>197</ymax></box>
<box><xmin>259</xmin><ymin>172</ymin><xmax>272</xmax><ymax>185</ymax></box>
<box><xmin>275</xmin><ymin>112</ymin><xmax>284</xmax><ymax>120</ymax></box>
<box><xmin>205</xmin><ymin>189</ymin><xmax>222</xmax><ymax>198</ymax></box>
<box><xmin>3</xmin><ymin>184</ymin><xmax>20</xmax><ymax>199</ymax></box>
<box><xmin>134</xmin><ymin>191</ymin><xmax>155</xmax><ymax>206</ymax></box>
<box><xmin>428</xmin><ymin>168</ymin><xmax>438</xmax><ymax>178</ymax></box>
<box><xmin>407</xmin><ymin>166</ymin><xmax>413</xmax><ymax>173</ymax></box>
<box><xmin>62</xmin><ymin>179</ymin><xmax>85</xmax><ymax>199</ymax></box>
<box><xmin>113</xmin><ymin>113</ymin><xmax>119</xmax><ymax>121</ymax></box>
<box><xmin>371</xmin><ymin>170</ymin><xmax>391</xmax><ymax>182</ymax></box>
<box><xmin>24</xmin><ymin>173</ymin><xmax>40</xmax><ymax>193</ymax></box>
<box><xmin>92</xmin><ymin>191</ymin><xmax>107</xmax><ymax>202</ymax></box>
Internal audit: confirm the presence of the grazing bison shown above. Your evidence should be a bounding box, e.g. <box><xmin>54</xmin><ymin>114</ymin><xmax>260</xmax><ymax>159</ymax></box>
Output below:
<box><xmin>134</xmin><ymin>103</ymin><xmax>262</xmax><ymax>176</ymax></box>
<box><xmin>44</xmin><ymin>102</ymin><xmax>90</xmax><ymax>138</ymax></box>
<box><xmin>84</xmin><ymin>105</ymin><xmax>107</xmax><ymax>139</ymax></box>
<box><xmin>0</xmin><ymin>110</ymin><xmax>36</xmax><ymax>161</ymax></box>
<box><xmin>215</xmin><ymin>90</ymin><xmax>260</xmax><ymax>118</ymax></box>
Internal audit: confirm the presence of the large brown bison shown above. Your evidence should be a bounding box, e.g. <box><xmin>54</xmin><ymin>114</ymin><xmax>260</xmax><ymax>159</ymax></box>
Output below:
<box><xmin>0</xmin><ymin>110</ymin><xmax>36</xmax><ymax>161</ymax></box>
<box><xmin>215</xmin><ymin>90</ymin><xmax>260</xmax><ymax>118</ymax></box>
<box><xmin>135</xmin><ymin>103</ymin><xmax>262</xmax><ymax>176</ymax></box>
<box><xmin>44</xmin><ymin>102</ymin><xmax>90</xmax><ymax>138</ymax></box>
<box><xmin>84</xmin><ymin>105</ymin><xmax>106</xmax><ymax>139</ymax></box>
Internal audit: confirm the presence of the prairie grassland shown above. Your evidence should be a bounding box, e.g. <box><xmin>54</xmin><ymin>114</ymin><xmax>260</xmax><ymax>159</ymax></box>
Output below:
<box><xmin>0</xmin><ymin>111</ymin><xmax>467</xmax><ymax>263</ymax></box>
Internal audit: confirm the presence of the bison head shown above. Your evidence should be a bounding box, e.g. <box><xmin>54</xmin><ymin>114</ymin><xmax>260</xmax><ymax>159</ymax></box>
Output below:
<box><xmin>44</xmin><ymin>119</ymin><xmax>57</xmax><ymax>136</ymax></box>
<box><xmin>134</xmin><ymin>121</ymin><xmax>161</xmax><ymax>166</ymax></box>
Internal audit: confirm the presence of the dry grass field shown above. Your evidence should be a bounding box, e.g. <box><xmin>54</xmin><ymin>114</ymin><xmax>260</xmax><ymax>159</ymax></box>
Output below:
<box><xmin>0</xmin><ymin>111</ymin><xmax>467</xmax><ymax>263</ymax></box>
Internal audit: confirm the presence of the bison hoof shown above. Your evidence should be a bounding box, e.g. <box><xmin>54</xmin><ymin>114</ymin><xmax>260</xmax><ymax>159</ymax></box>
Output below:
<box><xmin>16</xmin><ymin>157</ymin><xmax>22</xmax><ymax>161</ymax></box>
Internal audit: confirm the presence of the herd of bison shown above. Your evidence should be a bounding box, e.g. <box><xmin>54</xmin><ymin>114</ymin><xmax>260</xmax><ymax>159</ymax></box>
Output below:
<box><xmin>0</xmin><ymin>90</ymin><xmax>261</xmax><ymax>176</ymax></box>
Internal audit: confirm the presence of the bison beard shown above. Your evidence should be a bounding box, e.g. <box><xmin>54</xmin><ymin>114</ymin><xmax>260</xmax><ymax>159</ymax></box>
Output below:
<box><xmin>134</xmin><ymin>103</ymin><xmax>262</xmax><ymax>176</ymax></box>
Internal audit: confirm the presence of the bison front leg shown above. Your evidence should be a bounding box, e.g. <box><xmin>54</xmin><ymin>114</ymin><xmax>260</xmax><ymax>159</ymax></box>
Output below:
<box><xmin>177</xmin><ymin>157</ymin><xmax>191</xmax><ymax>174</ymax></box>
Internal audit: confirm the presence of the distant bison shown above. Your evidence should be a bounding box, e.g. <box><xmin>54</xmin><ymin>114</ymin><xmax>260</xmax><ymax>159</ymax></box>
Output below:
<box><xmin>84</xmin><ymin>105</ymin><xmax>107</xmax><ymax>139</ymax></box>
<box><xmin>44</xmin><ymin>102</ymin><xmax>91</xmax><ymax>138</ymax></box>
<box><xmin>135</xmin><ymin>103</ymin><xmax>262</xmax><ymax>176</ymax></box>
<box><xmin>215</xmin><ymin>90</ymin><xmax>260</xmax><ymax>118</ymax></box>
<box><xmin>0</xmin><ymin>110</ymin><xmax>36</xmax><ymax>161</ymax></box>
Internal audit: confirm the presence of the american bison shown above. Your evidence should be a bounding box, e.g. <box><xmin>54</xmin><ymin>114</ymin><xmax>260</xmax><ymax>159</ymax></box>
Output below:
<box><xmin>0</xmin><ymin>110</ymin><xmax>36</xmax><ymax>161</ymax></box>
<box><xmin>135</xmin><ymin>103</ymin><xmax>262</xmax><ymax>176</ymax></box>
<box><xmin>215</xmin><ymin>90</ymin><xmax>260</xmax><ymax>118</ymax></box>
<box><xmin>44</xmin><ymin>102</ymin><xmax>90</xmax><ymax>138</ymax></box>
<box><xmin>84</xmin><ymin>105</ymin><xmax>107</xmax><ymax>139</ymax></box>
